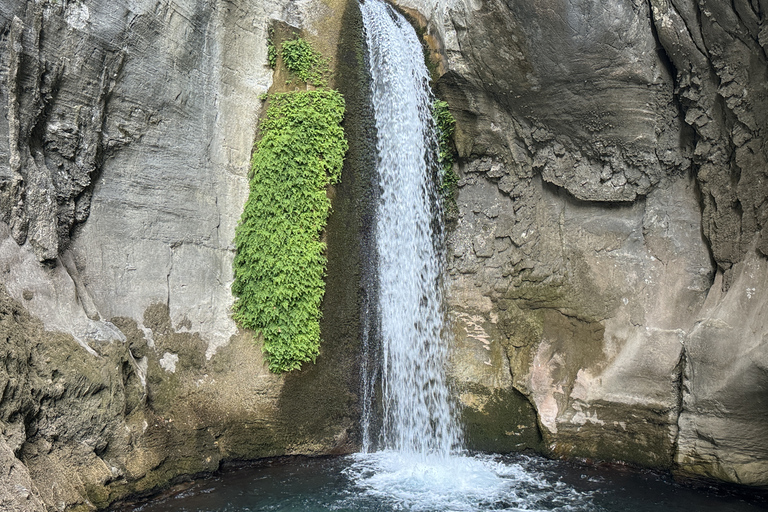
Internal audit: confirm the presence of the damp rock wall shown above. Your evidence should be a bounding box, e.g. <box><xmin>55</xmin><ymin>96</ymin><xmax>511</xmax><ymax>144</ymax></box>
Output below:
<box><xmin>0</xmin><ymin>0</ymin><xmax>364</xmax><ymax>510</ymax></box>
<box><xmin>397</xmin><ymin>0</ymin><xmax>768</xmax><ymax>487</ymax></box>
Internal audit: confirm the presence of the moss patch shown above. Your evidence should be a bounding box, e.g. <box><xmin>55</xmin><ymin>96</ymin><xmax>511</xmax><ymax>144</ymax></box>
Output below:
<box><xmin>433</xmin><ymin>99</ymin><xmax>459</xmax><ymax>218</ymax></box>
<box><xmin>280</xmin><ymin>37</ymin><xmax>330</xmax><ymax>86</ymax></box>
<box><xmin>233</xmin><ymin>28</ymin><xmax>350</xmax><ymax>373</ymax></box>
<box><xmin>272</xmin><ymin>0</ymin><xmax>378</xmax><ymax>454</ymax></box>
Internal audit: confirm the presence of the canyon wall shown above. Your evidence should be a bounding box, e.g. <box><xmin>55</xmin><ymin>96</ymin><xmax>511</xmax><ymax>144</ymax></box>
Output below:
<box><xmin>0</xmin><ymin>0</ymin><xmax>362</xmax><ymax>510</ymax></box>
<box><xmin>0</xmin><ymin>0</ymin><xmax>766</xmax><ymax>509</ymax></box>
<box><xmin>401</xmin><ymin>0</ymin><xmax>768</xmax><ymax>487</ymax></box>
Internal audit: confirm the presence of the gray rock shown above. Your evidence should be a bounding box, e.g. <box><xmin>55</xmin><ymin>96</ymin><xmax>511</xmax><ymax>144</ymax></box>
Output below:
<box><xmin>0</xmin><ymin>437</ymin><xmax>46</xmax><ymax>512</ymax></box>
<box><xmin>0</xmin><ymin>0</ymin><xmax>766</xmax><ymax>503</ymax></box>
<box><xmin>407</xmin><ymin>0</ymin><xmax>689</xmax><ymax>201</ymax></box>
<box><xmin>650</xmin><ymin>0</ymin><xmax>768</xmax><ymax>274</ymax></box>
<box><xmin>677</xmin><ymin>252</ymin><xmax>768</xmax><ymax>486</ymax></box>
<box><xmin>0</xmin><ymin>0</ymin><xmax>362</xmax><ymax>508</ymax></box>
<box><xmin>402</xmin><ymin>0</ymin><xmax>768</xmax><ymax>485</ymax></box>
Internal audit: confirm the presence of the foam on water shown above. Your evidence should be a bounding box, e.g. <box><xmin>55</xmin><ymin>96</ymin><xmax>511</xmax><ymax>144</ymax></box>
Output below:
<box><xmin>343</xmin><ymin>452</ymin><xmax>594</xmax><ymax>512</ymax></box>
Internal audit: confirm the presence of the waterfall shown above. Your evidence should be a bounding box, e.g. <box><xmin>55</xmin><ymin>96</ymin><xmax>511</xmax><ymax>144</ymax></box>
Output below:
<box><xmin>346</xmin><ymin>4</ymin><xmax>596</xmax><ymax>509</ymax></box>
<box><xmin>359</xmin><ymin>0</ymin><xmax>461</xmax><ymax>458</ymax></box>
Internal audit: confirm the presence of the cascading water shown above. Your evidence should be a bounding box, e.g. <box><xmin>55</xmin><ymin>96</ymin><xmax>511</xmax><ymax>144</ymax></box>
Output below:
<box><xmin>349</xmin><ymin>3</ymin><xmax>541</xmax><ymax>508</ymax></box>
<box><xmin>115</xmin><ymin>3</ymin><xmax>768</xmax><ymax>511</ymax></box>
<box><xmin>348</xmin><ymin>3</ymin><xmax>591</xmax><ymax>509</ymax></box>
<box><xmin>348</xmin><ymin>3</ymin><xmax>583</xmax><ymax>509</ymax></box>
<box><xmin>359</xmin><ymin>0</ymin><xmax>461</xmax><ymax>458</ymax></box>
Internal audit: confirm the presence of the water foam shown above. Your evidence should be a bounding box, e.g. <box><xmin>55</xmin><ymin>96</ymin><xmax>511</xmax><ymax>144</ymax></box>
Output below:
<box><xmin>344</xmin><ymin>452</ymin><xmax>594</xmax><ymax>512</ymax></box>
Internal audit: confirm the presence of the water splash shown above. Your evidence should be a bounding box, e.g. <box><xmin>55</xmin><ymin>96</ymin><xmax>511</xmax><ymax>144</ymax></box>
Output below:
<box><xmin>344</xmin><ymin>452</ymin><xmax>594</xmax><ymax>512</ymax></box>
<box><xmin>360</xmin><ymin>0</ymin><xmax>461</xmax><ymax>458</ymax></box>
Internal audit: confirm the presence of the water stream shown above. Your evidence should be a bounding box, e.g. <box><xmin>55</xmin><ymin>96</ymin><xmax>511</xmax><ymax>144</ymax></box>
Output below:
<box><xmin>359</xmin><ymin>0</ymin><xmax>460</xmax><ymax>458</ymax></box>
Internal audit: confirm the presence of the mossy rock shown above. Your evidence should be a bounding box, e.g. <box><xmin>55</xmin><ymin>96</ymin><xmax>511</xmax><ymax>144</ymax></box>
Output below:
<box><xmin>460</xmin><ymin>384</ymin><xmax>542</xmax><ymax>453</ymax></box>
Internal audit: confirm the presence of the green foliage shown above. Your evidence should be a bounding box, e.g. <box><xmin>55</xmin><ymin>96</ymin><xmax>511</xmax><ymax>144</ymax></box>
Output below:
<box><xmin>281</xmin><ymin>38</ymin><xmax>329</xmax><ymax>87</ymax></box>
<box><xmin>232</xmin><ymin>90</ymin><xmax>347</xmax><ymax>373</ymax></box>
<box><xmin>267</xmin><ymin>28</ymin><xmax>277</xmax><ymax>68</ymax></box>
<box><xmin>433</xmin><ymin>100</ymin><xmax>458</xmax><ymax>214</ymax></box>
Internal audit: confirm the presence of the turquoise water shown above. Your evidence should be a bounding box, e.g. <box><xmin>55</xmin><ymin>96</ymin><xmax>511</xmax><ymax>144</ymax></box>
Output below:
<box><xmin>125</xmin><ymin>453</ymin><xmax>767</xmax><ymax>512</ymax></box>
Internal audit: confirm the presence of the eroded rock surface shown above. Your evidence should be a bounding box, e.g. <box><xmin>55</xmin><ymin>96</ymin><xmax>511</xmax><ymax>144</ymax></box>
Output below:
<box><xmin>400</xmin><ymin>0</ymin><xmax>768</xmax><ymax>486</ymax></box>
<box><xmin>677</xmin><ymin>252</ymin><xmax>768</xmax><ymax>486</ymax></box>
<box><xmin>651</xmin><ymin>0</ymin><xmax>768</xmax><ymax>277</ymax></box>
<box><xmin>0</xmin><ymin>0</ymin><xmax>361</xmax><ymax>509</ymax></box>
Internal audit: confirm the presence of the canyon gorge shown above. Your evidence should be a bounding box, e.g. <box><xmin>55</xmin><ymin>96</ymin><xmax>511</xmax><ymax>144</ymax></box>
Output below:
<box><xmin>0</xmin><ymin>0</ymin><xmax>766</xmax><ymax>509</ymax></box>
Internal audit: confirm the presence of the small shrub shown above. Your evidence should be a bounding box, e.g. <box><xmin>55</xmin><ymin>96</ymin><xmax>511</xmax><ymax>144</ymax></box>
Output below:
<box><xmin>433</xmin><ymin>100</ymin><xmax>458</xmax><ymax>214</ymax></box>
<box><xmin>266</xmin><ymin>28</ymin><xmax>277</xmax><ymax>68</ymax></box>
<box><xmin>280</xmin><ymin>37</ymin><xmax>329</xmax><ymax>87</ymax></box>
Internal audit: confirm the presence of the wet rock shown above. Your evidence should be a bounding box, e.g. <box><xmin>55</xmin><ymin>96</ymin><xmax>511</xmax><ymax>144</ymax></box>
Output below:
<box><xmin>0</xmin><ymin>0</ymin><xmax>765</xmax><ymax>503</ymax></box>
<box><xmin>401</xmin><ymin>0</ymin><xmax>768</xmax><ymax>486</ymax></box>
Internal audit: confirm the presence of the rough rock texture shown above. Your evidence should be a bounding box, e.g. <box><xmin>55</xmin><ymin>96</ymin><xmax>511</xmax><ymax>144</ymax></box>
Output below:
<box><xmin>0</xmin><ymin>0</ymin><xmax>353</xmax><ymax>353</ymax></box>
<box><xmin>651</xmin><ymin>0</ymin><xmax>768</xmax><ymax>277</ymax></box>
<box><xmin>0</xmin><ymin>0</ymin><xmax>263</xmax><ymax>350</ymax></box>
<box><xmin>0</xmin><ymin>285</ymin><xmax>356</xmax><ymax>511</ymax></box>
<box><xmin>399</xmin><ymin>0</ymin><xmax>768</xmax><ymax>487</ymax></box>
<box><xmin>677</xmin><ymin>252</ymin><xmax>768</xmax><ymax>486</ymax></box>
<box><xmin>0</xmin><ymin>0</ymin><xmax>362</xmax><ymax>509</ymax></box>
<box><xmin>649</xmin><ymin>0</ymin><xmax>768</xmax><ymax>485</ymax></box>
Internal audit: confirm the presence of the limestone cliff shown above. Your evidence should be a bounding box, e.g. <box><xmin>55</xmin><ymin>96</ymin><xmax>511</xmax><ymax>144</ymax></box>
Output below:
<box><xmin>399</xmin><ymin>0</ymin><xmax>768</xmax><ymax>487</ymax></box>
<box><xmin>0</xmin><ymin>0</ymin><xmax>766</xmax><ymax>509</ymax></box>
<box><xmin>0</xmin><ymin>0</ymin><xmax>363</xmax><ymax>510</ymax></box>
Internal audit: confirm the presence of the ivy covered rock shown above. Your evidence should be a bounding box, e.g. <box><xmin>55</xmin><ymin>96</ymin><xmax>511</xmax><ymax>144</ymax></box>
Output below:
<box><xmin>232</xmin><ymin>90</ymin><xmax>347</xmax><ymax>372</ymax></box>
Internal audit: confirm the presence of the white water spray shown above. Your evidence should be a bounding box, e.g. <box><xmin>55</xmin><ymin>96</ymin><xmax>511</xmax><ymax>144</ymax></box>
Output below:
<box><xmin>360</xmin><ymin>0</ymin><xmax>461</xmax><ymax>458</ymax></box>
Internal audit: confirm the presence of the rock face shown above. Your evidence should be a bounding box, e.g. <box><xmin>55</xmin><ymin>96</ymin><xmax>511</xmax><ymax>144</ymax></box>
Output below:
<box><xmin>0</xmin><ymin>0</ymin><xmax>264</xmax><ymax>351</ymax></box>
<box><xmin>0</xmin><ymin>0</ymin><xmax>766</xmax><ymax>508</ymax></box>
<box><xmin>399</xmin><ymin>0</ymin><xmax>768</xmax><ymax>487</ymax></box>
<box><xmin>0</xmin><ymin>285</ymin><xmax>357</xmax><ymax>510</ymax></box>
<box><xmin>0</xmin><ymin>0</ymin><xmax>362</xmax><ymax>509</ymax></box>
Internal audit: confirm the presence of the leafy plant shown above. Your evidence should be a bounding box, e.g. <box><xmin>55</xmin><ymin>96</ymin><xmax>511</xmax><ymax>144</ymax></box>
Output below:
<box><xmin>267</xmin><ymin>29</ymin><xmax>277</xmax><ymax>69</ymax></box>
<box><xmin>433</xmin><ymin>100</ymin><xmax>458</xmax><ymax>215</ymax></box>
<box><xmin>280</xmin><ymin>37</ymin><xmax>329</xmax><ymax>87</ymax></box>
<box><xmin>232</xmin><ymin>90</ymin><xmax>347</xmax><ymax>373</ymax></box>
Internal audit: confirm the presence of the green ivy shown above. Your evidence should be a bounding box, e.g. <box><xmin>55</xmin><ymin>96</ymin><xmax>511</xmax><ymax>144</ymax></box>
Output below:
<box><xmin>433</xmin><ymin>99</ymin><xmax>458</xmax><ymax>215</ymax></box>
<box><xmin>266</xmin><ymin>28</ymin><xmax>277</xmax><ymax>68</ymax></box>
<box><xmin>232</xmin><ymin>90</ymin><xmax>347</xmax><ymax>373</ymax></box>
<box><xmin>281</xmin><ymin>37</ymin><xmax>329</xmax><ymax>87</ymax></box>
